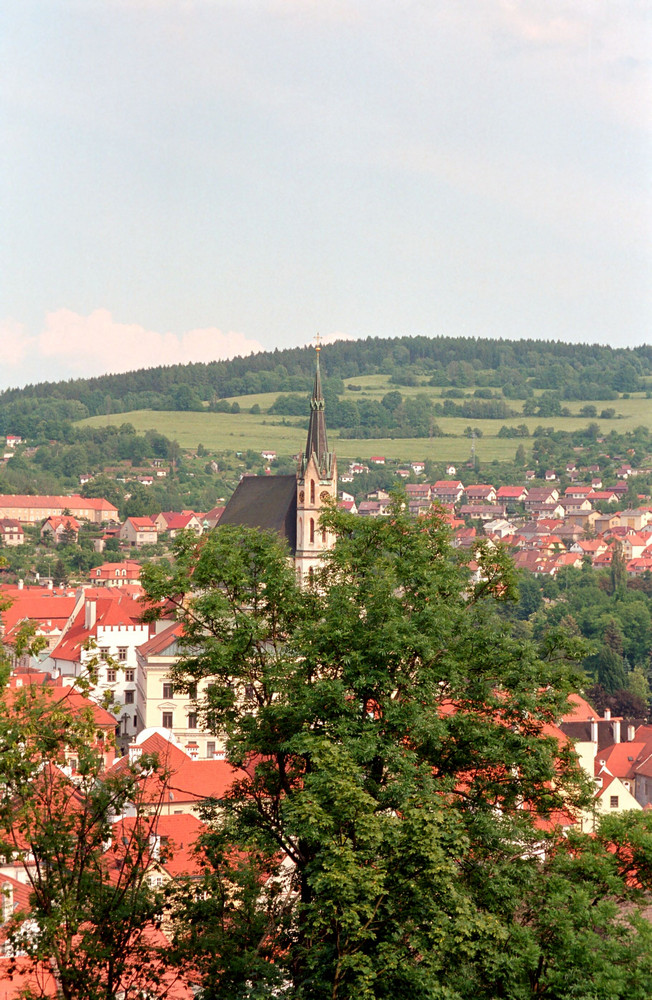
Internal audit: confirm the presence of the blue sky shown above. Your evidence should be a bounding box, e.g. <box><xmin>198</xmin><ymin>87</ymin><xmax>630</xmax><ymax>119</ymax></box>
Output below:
<box><xmin>1</xmin><ymin>1</ymin><xmax>651</xmax><ymax>389</ymax></box>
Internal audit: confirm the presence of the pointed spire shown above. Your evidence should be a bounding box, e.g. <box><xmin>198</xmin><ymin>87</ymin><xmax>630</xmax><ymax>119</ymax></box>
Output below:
<box><xmin>304</xmin><ymin>335</ymin><xmax>329</xmax><ymax>469</ymax></box>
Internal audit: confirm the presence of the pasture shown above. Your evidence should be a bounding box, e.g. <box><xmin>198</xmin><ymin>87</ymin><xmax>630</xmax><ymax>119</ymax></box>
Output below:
<box><xmin>79</xmin><ymin>379</ymin><xmax>652</xmax><ymax>465</ymax></box>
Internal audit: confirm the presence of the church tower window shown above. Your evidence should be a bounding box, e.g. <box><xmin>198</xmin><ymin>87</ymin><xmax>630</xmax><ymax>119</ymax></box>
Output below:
<box><xmin>310</xmin><ymin>518</ymin><xmax>315</xmax><ymax>544</ymax></box>
<box><xmin>310</xmin><ymin>480</ymin><xmax>315</xmax><ymax>505</ymax></box>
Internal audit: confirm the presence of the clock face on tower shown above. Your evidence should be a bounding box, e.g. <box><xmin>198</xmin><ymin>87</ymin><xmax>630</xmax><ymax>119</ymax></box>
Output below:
<box><xmin>298</xmin><ymin>490</ymin><xmax>305</xmax><ymax>503</ymax></box>
<box><xmin>320</xmin><ymin>490</ymin><xmax>330</xmax><ymax>501</ymax></box>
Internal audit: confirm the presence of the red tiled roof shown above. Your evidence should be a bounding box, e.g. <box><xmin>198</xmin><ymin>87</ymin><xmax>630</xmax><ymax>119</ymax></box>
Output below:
<box><xmin>110</xmin><ymin>733</ymin><xmax>243</xmax><ymax>806</ymax></box>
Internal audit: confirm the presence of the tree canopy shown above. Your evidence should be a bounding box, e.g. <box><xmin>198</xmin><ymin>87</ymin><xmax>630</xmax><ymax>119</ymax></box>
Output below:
<box><xmin>140</xmin><ymin>505</ymin><xmax>652</xmax><ymax>1000</ymax></box>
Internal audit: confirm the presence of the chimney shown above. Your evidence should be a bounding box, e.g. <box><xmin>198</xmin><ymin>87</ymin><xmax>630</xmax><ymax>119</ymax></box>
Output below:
<box><xmin>604</xmin><ymin>708</ymin><xmax>611</xmax><ymax>720</ymax></box>
<box><xmin>128</xmin><ymin>744</ymin><xmax>142</xmax><ymax>765</ymax></box>
<box><xmin>17</xmin><ymin>579</ymin><xmax>23</xmax><ymax>591</ymax></box>
<box><xmin>85</xmin><ymin>600</ymin><xmax>96</xmax><ymax>630</ymax></box>
<box><xmin>589</xmin><ymin>717</ymin><xmax>598</xmax><ymax>744</ymax></box>
<box><xmin>628</xmin><ymin>724</ymin><xmax>636</xmax><ymax>742</ymax></box>
<box><xmin>612</xmin><ymin>719</ymin><xmax>621</xmax><ymax>744</ymax></box>
<box><xmin>47</xmin><ymin>579</ymin><xmax>53</xmax><ymax>590</ymax></box>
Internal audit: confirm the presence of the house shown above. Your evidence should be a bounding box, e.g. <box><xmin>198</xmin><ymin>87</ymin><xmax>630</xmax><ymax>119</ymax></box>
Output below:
<box><xmin>45</xmin><ymin>588</ymin><xmax>151</xmax><ymax>742</ymax></box>
<box><xmin>261</xmin><ymin>450</ymin><xmax>277</xmax><ymax>462</ymax></box>
<box><xmin>410</xmin><ymin>461</ymin><xmax>425</xmax><ymax>475</ymax></box>
<box><xmin>91</xmin><ymin>560</ymin><xmax>142</xmax><ymax>588</ymax></box>
<box><xmin>431</xmin><ymin>480</ymin><xmax>465</xmax><ymax>504</ymax></box>
<box><xmin>544</xmin><ymin>470</ymin><xmax>557</xmax><ymax>481</ymax></box>
<box><xmin>0</xmin><ymin>584</ymin><xmax>77</xmax><ymax>665</ymax></box>
<box><xmin>618</xmin><ymin>508</ymin><xmax>651</xmax><ymax>531</ymax></box>
<box><xmin>459</xmin><ymin>504</ymin><xmax>506</xmax><ymax>521</ymax></box>
<box><xmin>154</xmin><ymin>511</ymin><xmax>203</xmax><ymax>537</ymax></box>
<box><xmin>395</xmin><ymin>468</ymin><xmax>410</xmax><ymax>479</ymax></box>
<box><xmin>464</xmin><ymin>484</ymin><xmax>496</xmax><ymax>503</ymax></box>
<box><xmin>40</xmin><ymin>514</ymin><xmax>80</xmax><ymax>545</ymax></box>
<box><xmin>109</xmin><ymin>730</ymin><xmax>241</xmax><ymax>817</ymax></box>
<box><xmin>135</xmin><ymin>622</ymin><xmax>222</xmax><ymax>760</ymax></box>
<box><xmin>0</xmin><ymin>518</ymin><xmax>24</xmax><ymax>546</ymax></box>
<box><xmin>120</xmin><ymin>516</ymin><xmax>158</xmax><ymax>548</ymax></box>
<box><xmin>370</xmin><ymin>456</ymin><xmax>386</xmax><ymax>465</ymax></box>
<box><xmin>137</xmin><ymin>475</ymin><xmax>155</xmax><ymax>487</ymax></box>
<box><xmin>569</xmin><ymin>539</ymin><xmax>608</xmax><ymax>562</ymax></box>
<box><xmin>349</xmin><ymin>462</ymin><xmax>369</xmax><ymax>475</ymax></box>
<box><xmin>405</xmin><ymin>483</ymin><xmax>431</xmax><ymax>501</ymax></box>
<box><xmin>358</xmin><ymin>501</ymin><xmax>385</xmax><ymax>517</ymax></box>
<box><xmin>445</xmin><ymin>465</ymin><xmax>457</xmax><ymax>476</ymax></box>
<box><xmin>523</xmin><ymin>487</ymin><xmax>560</xmax><ymax>510</ymax></box>
<box><xmin>5</xmin><ymin>435</ymin><xmax>22</xmax><ymax>448</ymax></box>
<box><xmin>496</xmin><ymin>486</ymin><xmax>527</xmax><ymax>503</ymax></box>
<box><xmin>202</xmin><ymin>505</ymin><xmax>225</xmax><ymax>529</ymax></box>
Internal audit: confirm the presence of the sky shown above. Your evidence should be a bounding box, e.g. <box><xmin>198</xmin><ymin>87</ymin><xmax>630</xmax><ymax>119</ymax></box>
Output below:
<box><xmin>1</xmin><ymin>0</ymin><xmax>651</xmax><ymax>390</ymax></box>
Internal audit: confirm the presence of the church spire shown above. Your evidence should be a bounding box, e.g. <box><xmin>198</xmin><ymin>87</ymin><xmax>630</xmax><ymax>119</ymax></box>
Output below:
<box><xmin>304</xmin><ymin>334</ymin><xmax>329</xmax><ymax>469</ymax></box>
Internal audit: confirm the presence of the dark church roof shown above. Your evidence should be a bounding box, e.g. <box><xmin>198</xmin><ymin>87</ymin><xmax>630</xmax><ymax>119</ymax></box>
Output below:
<box><xmin>218</xmin><ymin>474</ymin><xmax>297</xmax><ymax>554</ymax></box>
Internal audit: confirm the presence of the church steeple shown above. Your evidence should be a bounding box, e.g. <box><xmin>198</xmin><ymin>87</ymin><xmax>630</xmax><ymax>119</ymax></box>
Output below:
<box><xmin>304</xmin><ymin>340</ymin><xmax>329</xmax><ymax>470</ymax></box>
<box><xmin>295</xmin><ymin>336</ymin><xmax>337</xmax><ymax>582</ymax></box>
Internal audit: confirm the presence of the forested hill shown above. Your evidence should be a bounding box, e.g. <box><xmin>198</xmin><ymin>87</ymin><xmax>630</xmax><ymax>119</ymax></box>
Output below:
<box><xmin>1</xmin><ymin>335</ymin><xmax>651</xmax><ymax>435</ymax></box>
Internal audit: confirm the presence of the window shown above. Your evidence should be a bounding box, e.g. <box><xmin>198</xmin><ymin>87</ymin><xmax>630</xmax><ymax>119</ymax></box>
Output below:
<box><xmin>162</xmin><ymin>712</ymin><xmax>173</xmax><ymax>729</ymax></box>
<box><xmin>207</xmin><ymin>742</ymin><xmax>216</xmax><ymax>759</ymax></box>
<box><xmin>106</xmin><ymin>668</ymin><xmax>116</xmax><ymax>683</ymax></box>
<box><xmin>118</xmin><ymin>647</ymin><xmax>127</xmax><ymax>661</ymax></box>
<box><xmin>187</xmin><ymin>712</ymin><xmax>197</xmax><ymax>729</ymax></box>
<box><xmin>133</xmin><ymin>714</ymin><xmax>138</xmax><ymax>729</ymax></box>
<box><xmin>69</xmin><ymin>758</ymin><xmax>77</xmax><ymax>772</ymax></box>
<box><xmin>125</xmin><ymin>668</ymin><xmax>135</xmax><ymax>682</ymax></box>
<box><xmin>162</xmin><ymin>682</ymin><xmax>174</xmax><ymax>699</ymax></box>
<box><xmin>310</xmin><ymin>518</ymin><xmax>315</xmax><ymax>544</ymax></box>
<box><xmin>100</xmin><ymin>647</ymin><xmax>109</xmax><ymax>658</ymax></box>
<box><xmin>188</xmin><ymin>682</ymin><xmax>198</xmax><ymax>699</ymax></box>
<box><xmin>125</xmin><ymin>690</ymin><xmax>134</xmax><ymax>704</ymax></box>
<box><xmin>310</xmin><ymin>480</ymin><xmax>315</xmax><ymax>505</ymax></box>
<box><xmin>610</xmin><ymin>795</ymin><xmax>619</xmax><ymax>809</ymax></box>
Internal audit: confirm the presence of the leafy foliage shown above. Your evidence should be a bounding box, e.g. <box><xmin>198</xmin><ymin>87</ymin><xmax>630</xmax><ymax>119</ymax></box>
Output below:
<box><xmin>141</xmin><ymin>509</ymin><xmax>652</xmax><ymax>999</ymax></box>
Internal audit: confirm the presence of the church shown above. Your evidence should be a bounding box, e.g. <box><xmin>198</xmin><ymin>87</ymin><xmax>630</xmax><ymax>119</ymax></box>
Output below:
<box><xmin>219</xmin><ymin>345</ymin><xmax>338</xmax><ymax>579</ymax></box>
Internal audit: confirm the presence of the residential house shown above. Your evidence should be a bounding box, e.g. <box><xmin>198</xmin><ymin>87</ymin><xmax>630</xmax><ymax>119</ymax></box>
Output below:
<box><xmin>370</xmin><ymin>456</ymin><xmax>385</xmax><ymax>465</ymax></box>
<box><xmin>464</xmin><ymin>484</ymin><xmax>496</xmax><ymax>503</ymax></box>
<box><xmin>431</xmin><ymin>480</ymin><xmax>464</xmax><ymax>504</ymax></box>
<box><xmin>410</xmin><ymin>461</ymin><xmax>425</xmax><ymax>475</ymax></box>
<box><xmin>405</xmin><ymin>483</ymin><xmax>431</xmax><ymax>501</ymax></box>
<box><xmin>261</xmin><ymin>450</ymin><xmax>277</xmax><ymax>462</ymax></box>
<box><xmin>91</xmin><ymin>560</ymin><xmax>142</xmax><ymax>588</ymax></box>
<box><xmin>40</xmin><ymin>514</ymin><xmax>80</xmax><ymax>545</ymax></box>
<box><xmin>135</xmin><ymin>622</ymin><xmax>223</xmax><ymax>759</ymax></box>
<box><xmin>523</xmin><ymin>488</ymin><xmax>560</xmax><ymax>511</ymax></box>
<box><xmin>459</xmin><ymin>504</ymin><xmax>506</xmax><ymax>521</ymax></box>
<box><xmin>120</xmin><ymin>516</ymin><xmax>158</xmax><ymax>548</ymax></box>
<box><xmin>496</xmin><ymin>486</ymin><xmax>528</xmax><ymax>504</ymax></box>
<box><xmin>110</xmin><ymin>730</ymin><xmax>240</xmax><ymax>817</ymax></box>
<box><xmin>154</xmin><ymin>511</ymin><xmax>203</xmax><ymax>537</ymax></box>
<box><xmin>0</xmin><ymin>584</ymin><xmax>77</xmax><ymax>666</ymax></box>
<box><xmin>45</xmin><ymin>588</ymin><xmax>151</xmax><ymax>742</ymax></box>
<box><xmin>0</xmin><ymin>518</ymin><xmax>24</xmax><ymax>546</ymax></box>
<box><xmin>202</xmin><ymin>505</ymin><xmax>225</xmax><ymax>529</ymax></box>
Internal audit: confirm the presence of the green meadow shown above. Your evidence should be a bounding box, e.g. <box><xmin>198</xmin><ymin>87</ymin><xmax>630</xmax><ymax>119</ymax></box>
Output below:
<box><xmin>79</xmin><ymin>377</ymin><xmax>652</xmax><ymax>465</ymax></box>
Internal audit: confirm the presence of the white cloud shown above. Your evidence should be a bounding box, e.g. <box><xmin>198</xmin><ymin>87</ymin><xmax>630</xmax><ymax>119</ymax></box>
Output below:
<box><xmin>0</xmin><ymin>310</ymin><xmax>264</xmax><ymax>388</ymax></box>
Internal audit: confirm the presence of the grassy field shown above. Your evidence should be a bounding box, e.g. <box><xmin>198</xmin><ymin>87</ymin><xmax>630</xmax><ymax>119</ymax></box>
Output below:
<box><xmin>79</xmin><ymin>380</ymin><xmax>652</xmax><ymax>465</ymax></box>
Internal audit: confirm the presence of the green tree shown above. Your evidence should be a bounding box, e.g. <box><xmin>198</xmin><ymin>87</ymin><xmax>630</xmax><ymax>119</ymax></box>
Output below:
<box><xmin>0</xmin><ymin>667</ymin><xmax>178</xmax><ymax>1000</ymax></box>
<box><xmin>141</xmin><ymin>508</ymin><xmax>652</xmax><ymax>999</ymax></box>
